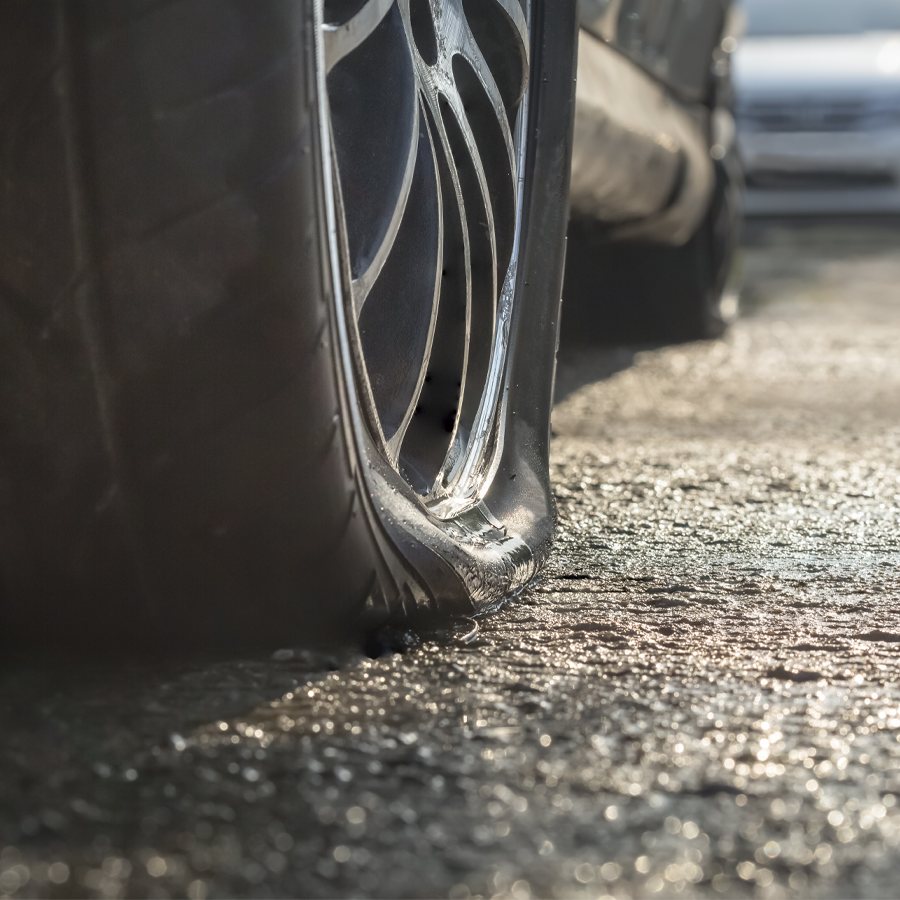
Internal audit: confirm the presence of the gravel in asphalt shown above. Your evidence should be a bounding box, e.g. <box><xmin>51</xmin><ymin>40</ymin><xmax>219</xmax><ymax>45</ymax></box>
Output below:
<box><xmin>3</xmin><ymin>222</ymin><xmax>900</xmax><ymax>899</ymax></box>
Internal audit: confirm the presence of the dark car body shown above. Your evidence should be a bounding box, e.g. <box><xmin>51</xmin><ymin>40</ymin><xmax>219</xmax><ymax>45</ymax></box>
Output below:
<box><xmin>561</xmin><ymin>0</ymin><xmax>743</xmax><ymax>345</ymax></box>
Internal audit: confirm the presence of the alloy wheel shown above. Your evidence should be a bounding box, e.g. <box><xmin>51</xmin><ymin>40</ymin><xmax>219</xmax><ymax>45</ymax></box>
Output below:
<box><xmin>322</xmin><ymin>0</ymin><xmax>531</xmax><ymax>518</ymax></box>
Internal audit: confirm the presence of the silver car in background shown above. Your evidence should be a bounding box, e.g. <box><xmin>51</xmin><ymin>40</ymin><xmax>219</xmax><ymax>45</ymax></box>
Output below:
<box><xmin>735</xmin><ymin>0</ymin><xmax>900</xmax><ymax>215</ymax></box>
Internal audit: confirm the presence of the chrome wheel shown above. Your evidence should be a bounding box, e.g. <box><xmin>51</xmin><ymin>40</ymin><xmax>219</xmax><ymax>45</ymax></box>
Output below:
<box><xmin>322</xmin><ymin>0</ymin><xmax>531</xmax><ymax>519</ymax></box>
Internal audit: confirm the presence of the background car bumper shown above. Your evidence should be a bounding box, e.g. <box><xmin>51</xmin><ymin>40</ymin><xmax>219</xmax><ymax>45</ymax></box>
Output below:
<box><xmin>744</xmin><ymin>186</ymin><xmax>900</xmax><ymax>215</ymax></box>
<box><xmin>739</xmin><ymin>129</ymin><xmax>900</xmax><ymax>215</ymax></box>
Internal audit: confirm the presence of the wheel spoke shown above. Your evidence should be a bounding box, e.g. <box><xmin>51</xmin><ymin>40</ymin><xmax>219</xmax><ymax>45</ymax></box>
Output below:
<box><xmin>473</xmin><ymin>0</ymin><xmax>529</xmax><ymax>58</ymax></box>
<box><xmin>495</xmin><ymin>0</ymin><xmax>528</xmax><ymax>50</ymax></box>
<box><xmin>436</xmin><ymin>84</ymin><xmax>507</xmax><ymax>318</ymax></box>
<box><xmin>432</xmin><ymin>86</ymin><xmax>500</xmax><ymax>275</ymax></box>
<box><xmin>452</xmin><ymin>44</ymin><xmax>516</xmax><ymax>175</ymax></box>
<box><xmin>385</xmin><ymin>111</ymin><xmax>445</xmax><ymax>464</ymax></box>
<box><xmin>323</xmin><ymin>0</ymin><xmax>396</xmax><ymax>72</ymax></box>
<box><xmin>440</xmin><ymin>257</ymin><xmax>516</xmax><ymax>499</ymax></box>
<box><xmin>408</xmin><ymin>85</ymin><xmax>474</xmax><ymax>477</ymax></box>
<box><xmin>351</xmin><ymin>99</ymin><xmax>420</xmax><ymax>317</ymax></box>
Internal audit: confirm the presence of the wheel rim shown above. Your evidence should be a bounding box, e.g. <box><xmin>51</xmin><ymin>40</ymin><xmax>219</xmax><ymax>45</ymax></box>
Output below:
<box><xmin>322</xmin><ymin>0</ymin><xmax>531</xmax><ymax>519</ymax></box>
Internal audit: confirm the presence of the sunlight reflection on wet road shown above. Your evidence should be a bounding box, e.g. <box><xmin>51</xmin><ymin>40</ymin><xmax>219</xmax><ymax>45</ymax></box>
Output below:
<box><xmin>3</xmin><ymin>222</ymin><xmax>900</xmax><ymax>899</ymax></box>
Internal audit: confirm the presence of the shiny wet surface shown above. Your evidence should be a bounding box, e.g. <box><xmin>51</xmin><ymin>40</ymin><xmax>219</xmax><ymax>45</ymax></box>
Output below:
<box><xmin>4</xmin><ymin>222</ymin><xmax>900</xmax><ymax>899</ymax></box>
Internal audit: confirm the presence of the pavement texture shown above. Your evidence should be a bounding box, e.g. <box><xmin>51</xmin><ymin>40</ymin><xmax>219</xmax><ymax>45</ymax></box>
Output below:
<box><xmin>3</xmin><ymin>221</ymin><xmax>900</xmax><ymax>899</ymax></box>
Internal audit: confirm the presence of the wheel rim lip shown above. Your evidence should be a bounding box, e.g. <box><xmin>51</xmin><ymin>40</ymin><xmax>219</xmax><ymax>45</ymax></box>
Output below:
<box><xmin>322</xmin><ymin>0</ymin><xmax>533</xmax><ymax>521</ymax></box>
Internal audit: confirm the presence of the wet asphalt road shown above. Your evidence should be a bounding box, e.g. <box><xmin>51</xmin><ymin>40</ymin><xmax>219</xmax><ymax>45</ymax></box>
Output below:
<box><xmin>4</xmin><ymin>221</ymin><xmax>900</xmax><ymax>899</ymax></box>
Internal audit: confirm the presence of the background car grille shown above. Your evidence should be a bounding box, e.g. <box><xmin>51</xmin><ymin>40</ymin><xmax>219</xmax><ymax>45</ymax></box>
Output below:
<box><xmin>745</xmin><ymin>169</ymin><xmax>896</xmax><ymax>190</ymax></box>
<box><xmin>738</xmin><ymin>98</ymin><xmax>871</xmax><ymax>133</ymax></box>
